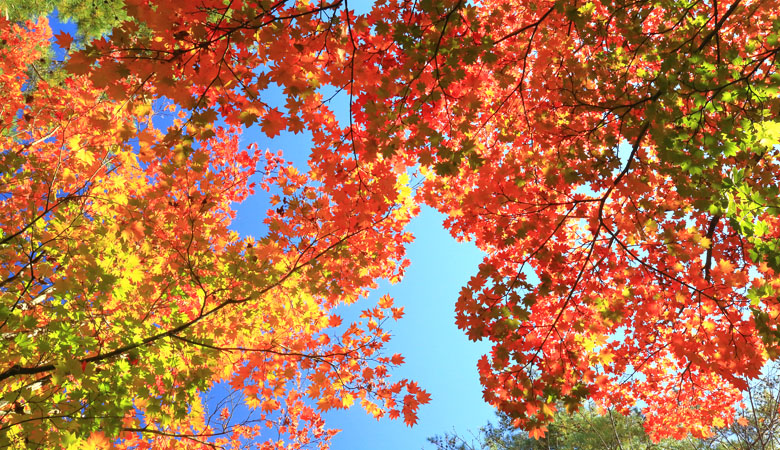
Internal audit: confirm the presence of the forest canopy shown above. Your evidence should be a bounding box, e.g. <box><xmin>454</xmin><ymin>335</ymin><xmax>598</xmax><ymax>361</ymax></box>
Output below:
<box><xmin>1</xmin><ymin>0</ymin><xmax>779</xmax><ymax>448</ymax></box>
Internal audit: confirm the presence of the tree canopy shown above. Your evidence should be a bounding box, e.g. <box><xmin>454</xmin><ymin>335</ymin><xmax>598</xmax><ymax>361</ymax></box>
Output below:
<box><xmin>2</xmin><ymin>0</ymin><xmax>780</xmax><ymax>447</ymax></box>
<box><xmin>0</xmin><ymin>10</ymin><xmax>425</xmax><ymax>450</ymax></box>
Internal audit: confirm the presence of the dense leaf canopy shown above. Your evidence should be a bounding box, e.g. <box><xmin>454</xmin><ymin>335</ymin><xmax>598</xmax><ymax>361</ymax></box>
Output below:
<box><xmin>1</xmin><ymin>0</ymin><xmax>779</xmax><ymax>447</ymax></box>
<box><xmin>0</xmin><ymin>12</ymin><xmax>422</xmax><ymax>450</ymax></box>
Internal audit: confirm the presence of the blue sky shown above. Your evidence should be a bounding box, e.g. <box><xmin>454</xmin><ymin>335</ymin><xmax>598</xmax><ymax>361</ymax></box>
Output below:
<box><xmin>319</xmin><ymin>207</ymin><xmax>496</xmax><ymax>449</ymax></box>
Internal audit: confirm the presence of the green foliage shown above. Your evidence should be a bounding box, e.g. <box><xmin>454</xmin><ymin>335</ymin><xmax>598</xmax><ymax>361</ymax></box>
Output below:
<box><xmin>429</xmin><ymin>405</ymin><xmax>706</xmax><ymax>450</ymax></box>
<box><xmin>2</xmin><ymin>0</ymin><xmax>127</xmax><ymax>39</ymax></box>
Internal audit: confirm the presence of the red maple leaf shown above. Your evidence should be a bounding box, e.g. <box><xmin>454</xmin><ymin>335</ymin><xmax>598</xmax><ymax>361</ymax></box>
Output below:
<box><xmin>54</xmin><ymin>31</ymin><xmax>74</xmax><ymax>49</ymax></box>
<box><xmin>261</xmin><ymin>108</ymin><xmax>287</xmax><ymax>138</ymax></box>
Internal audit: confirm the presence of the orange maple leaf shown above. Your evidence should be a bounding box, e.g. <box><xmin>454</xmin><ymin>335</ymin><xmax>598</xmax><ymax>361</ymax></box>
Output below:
<box><xmin>528</xmin><ymin>425</ymin><xmax>548</xmax><ymax>440</ymax></box>
<box><xmin>84</xmin><ymin>431</ymin><xmax>113</xmax><ymax>449</ymax></box>
<box><xmin>378</xmin><ymin>294</ymin><xmax>394</xmax><ymax>309</ymax></box>
<box><xmin>261</xmin><ymin>398</ymin><xmax>280</xmax><ymax>413</ymax></box>
<box><xmin>416</xmin><ymin>390</ymin><xmax>431</xmax><ymax>405</ymax></box>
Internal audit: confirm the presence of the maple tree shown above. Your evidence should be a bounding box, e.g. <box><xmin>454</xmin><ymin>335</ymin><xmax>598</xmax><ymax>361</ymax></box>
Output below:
<box><xmin>404</xmin><ymin>0</ymin><xmax>779</xmax><ymax>442</ymax></box>
<box><xmin>403</xmin><ymin>0</ymin><xmax>780</xmax><ymax>442</ymax></box>
<box><xmin>4</xmin><ymin>0</ymin><xmax>780</xmax><ymax>446</ymax></box>
<box><xmin>0</xmin><ymin>14</ymin><xmax>427</xmax><ymax>450</ymax></box>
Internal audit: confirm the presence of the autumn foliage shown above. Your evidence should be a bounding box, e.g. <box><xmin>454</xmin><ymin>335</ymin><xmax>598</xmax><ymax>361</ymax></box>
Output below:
<box><xmin>2</xmin><ymin>0</ymin><xmax>780</xmax><ymax>447</ymax></box>
<box><xmin>0</xmin><ymin>13</ymin><xmax>423</xmax><ymax>450</ymax></box>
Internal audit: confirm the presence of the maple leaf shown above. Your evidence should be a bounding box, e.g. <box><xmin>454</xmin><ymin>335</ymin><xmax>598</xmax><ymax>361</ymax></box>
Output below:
<box><xmin>260</xmin><ymin>108</ymin><xmax>287</xmax><ymax>138</ymax></box>
<box><xmin>261</xmin><ymin>398</ymin><xmax>280</xmax><ymax>413</ymax></box>
<box><xmin>378</xmin><ymin>294</ymin><xmax>394</xmax><ymax>309</ymax></box>
<box><xmin>528</xmin><ymin>426</ymin><xmax>548</xmax><ymax>440</ymax></box>
<box><xmin>416</xmin><ymin>390</ymin><xmax>431</xmax><ymax>405</ymax></box>
<box><xmin>54</xmin><ymin>31</ymin><xmax>74</xmax><ymax>49</ymax></box>
<box><xmin>84</xmin><ymin>431</ymin><xmax>112</xmax><ymax>450</ymax></box>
